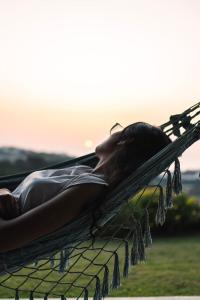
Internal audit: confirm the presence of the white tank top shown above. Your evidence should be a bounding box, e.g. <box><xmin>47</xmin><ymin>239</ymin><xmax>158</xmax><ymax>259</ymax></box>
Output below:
<box><xmin>12</xmin><ymin>165</ymin><xmax>109</xmax><ymax>214</ymax></box>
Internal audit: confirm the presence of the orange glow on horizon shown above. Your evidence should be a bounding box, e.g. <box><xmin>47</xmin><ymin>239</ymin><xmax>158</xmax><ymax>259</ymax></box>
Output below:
<box><xmin>0</xmin><ymin>0</ymin><xmax>199</xmax><ymax>169</ymax></box>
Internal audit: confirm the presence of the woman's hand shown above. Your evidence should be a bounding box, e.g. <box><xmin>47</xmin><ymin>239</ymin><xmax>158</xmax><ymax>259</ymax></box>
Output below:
<box><xmin>0</xmin><ymin>188</ymin><xmax>20</xmax><ymax>220</ymax></box>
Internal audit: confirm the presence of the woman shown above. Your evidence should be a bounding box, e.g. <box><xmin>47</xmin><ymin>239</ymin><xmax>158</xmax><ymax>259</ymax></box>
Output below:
<box><xmin>0</xmin><ymin>122</ymin><xmax>171</xmax><ymax>252</ymax></box>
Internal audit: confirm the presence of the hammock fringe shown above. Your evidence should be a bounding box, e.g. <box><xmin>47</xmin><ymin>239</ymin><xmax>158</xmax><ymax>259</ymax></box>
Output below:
<box><xmin>15</xmin><ymin>289</ymin><xmax>19</xmax><ymax>300</ymax></box>
<box><xmin>29</xmin><ymin>291</ymin><xmax>34</xmax><ymax>300</ymax></box>
<box><xmin>59</xmin><ymin>248</ymin><xmax>70</xmax><ymax>273</ymax></box>
<box><xmin>165</xmin><ymin>170</ymin><xmax>173</xmax><ymax>209</ymax></box>
<box><xmin>172</xmin><ymin>158</ymin><xmax>182</xmax><ymax>195</ymax></box>
<box><xmin>49</xmin><ymin>254</ymin><xmax>55</xmax><ymax>269</ymax></box>
<box><xmin>137</xmin><ymin>221</ymin><xmax>146</xmax><ymax>262</ymax></box>
<box><xmin>44</xmin><ymin>293</ymin><xmax>48</xmax><ymax>300</ymax></box>
<box><xmin>155</xmin><ymin>185</ymin><xmax>166</xmax><ymax>226</ymax></box>
<box><xmin>102</xmin><ymin>265</ymin><xmax>109</xmax><ymax>297</ymax></box>
<box><xmin>93</xmin><ymin>276</ymin><xmax>101</xmax><ymax>300</ymax></box>
<box><xmin>123</xmin><ymin>240</ymin><xmax>129</xmax><ymax>278</ymax></box>
<box><xmin>130</xmin><ymin>229</ymin><xmax>139</xmax><ymax>266</ymax></box>
<box><xmin>144</xmin><ymin>208</ymin><xmax>152</xmax><ymax>247</ymax></box>
<box><xmin>111</xmin><ymin>252</ymin><xmax>120</xmax><ymax>289</ymax></box>
<box><xmin>84</xmin><ymin>288</ymin><xmax>89</xmax><ymax>300</ymax></box>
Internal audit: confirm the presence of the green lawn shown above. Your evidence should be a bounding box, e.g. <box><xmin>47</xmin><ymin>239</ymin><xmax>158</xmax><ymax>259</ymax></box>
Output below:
<box><xmin>0</xmin><ymin>234</ymin><xmax>200</xmax><ymax>297</ymax></box>
<box><xmin>110</xmin><ymin>233</ymin><xmax>200</xmax><ymax>297</ymax></box>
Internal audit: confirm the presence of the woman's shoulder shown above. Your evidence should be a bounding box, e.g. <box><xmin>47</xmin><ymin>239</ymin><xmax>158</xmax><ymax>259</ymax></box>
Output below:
<box><xmin>27</xmin><ymin>164</ymin><xmax>91</xmax><ymax>177</ymax></box>
<box><xmin>24</xmin><ymin>164</ymin><xmax>109</xmax><ymax>187</ymax></box>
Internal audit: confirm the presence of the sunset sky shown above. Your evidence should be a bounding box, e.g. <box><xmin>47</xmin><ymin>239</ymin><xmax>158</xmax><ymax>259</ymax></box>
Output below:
<box><xmin>0</xmin><ymin>0</ymin><xmax>199</xmax><ymax>170</ymax></box>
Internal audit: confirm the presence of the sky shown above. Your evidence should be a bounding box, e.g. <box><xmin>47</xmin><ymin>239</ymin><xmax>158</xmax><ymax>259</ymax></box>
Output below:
<box><xmin>0</xmin><ymin>0</ymin><xmax>199</xmax><ymax>171</ymax></box>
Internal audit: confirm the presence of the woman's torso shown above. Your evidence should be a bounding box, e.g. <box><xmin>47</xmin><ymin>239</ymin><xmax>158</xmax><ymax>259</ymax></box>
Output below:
<box><xmin>12</xmin><ymin>165</ymin><xmax>108</xmax><ymax>214</ymax></box>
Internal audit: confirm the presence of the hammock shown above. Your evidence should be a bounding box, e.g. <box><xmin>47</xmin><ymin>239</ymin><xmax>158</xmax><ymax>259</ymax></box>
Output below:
<box><xmin>0</xmin><ymin>102</ymin><xmax>199</xmax><ymax>299</ymax></box>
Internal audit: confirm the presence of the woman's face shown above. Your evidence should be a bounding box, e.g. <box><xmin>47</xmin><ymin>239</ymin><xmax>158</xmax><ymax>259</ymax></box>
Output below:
<box><xmin>95</xmin><ymin>131</ymin><xmax>123</xmax><ymax>157</ymax></box>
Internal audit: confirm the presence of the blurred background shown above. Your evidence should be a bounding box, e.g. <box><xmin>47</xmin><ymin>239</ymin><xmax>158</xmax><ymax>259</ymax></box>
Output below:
<box><xmin>0</xmin><ymin>0</ymin><xmax>200</xmax><ymax>297</ymax></box>
<box><xmin>0</xmin><ymin>0</ymin><xmax>200</xmax><ymax>167</ymax></box>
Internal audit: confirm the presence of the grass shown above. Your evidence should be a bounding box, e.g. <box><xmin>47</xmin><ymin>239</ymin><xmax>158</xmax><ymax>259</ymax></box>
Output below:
<box><xmin>0</xmin><ymin>234</ymin><xmax>200</xmax><ymax>297</ymax></box>
<box><xmin>110</xmin><ymin>233</ymin><xmax>200</xmax><ymax>297</ymax></box>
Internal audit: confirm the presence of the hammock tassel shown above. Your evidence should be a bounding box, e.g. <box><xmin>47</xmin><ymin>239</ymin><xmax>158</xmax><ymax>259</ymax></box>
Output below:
<box><xmin>130</xmin><ymin>229</ymin><xmax>139</xmax><ymax>265</ymax></box>
<box><xmin>59</xmin><ymin>248</ymin><xmax>70</xmax><ymax>273</ymax></box>
<box><xmin>44</xmin><ymin>293</ymin><xmax>48</xmax><ymax>300</ymax></box>
<box><xmin>64</xmin><ymin>248</ymin><xmax>70</xmax><ymax>269</ymax></box>
<box><xmin>144</xmin><ymin>208</ymin><xmax>152</xmax><ymax>248</ymax></box>
<box><xmin>172</xmin><ymin>158</ymin><xmax>182</xmax><ymax>195</ymax></box>
<box><xmin>165</xmin><ymin>170</ymin><xmax>173</xmax><ymax>208</ymax></box>
<box><xmin>49</xmin><ymin>254</ymin><xmax>55</xmax><ymax>269</ymax></box>
<box><xmin>84</xmin><ymin>288</ymin><xmax>89</xmax><ymax>300</ymax></box>
<box><xmin>137</xmin><ymin>221</ymin><xmax>146</xmax><ymax>262</ymax></box>
<box><xmin>33</xmin><ymin>260</ymin><xmax>38</xmax><ymax>267</ymax></box>
<box><xmin>93</xmin><ymin>276</ymin><xmax>101</xmax><ymax>300</ymax></box>
<box><xmin>102</xmin><ymin>265</ymin><xmax>109</xmax><ymax>297</ymax></box>
<box><xmin>123</xmin><ymin>240</ymin><xmax>129</xmax><ymax>278</ymax></box>
<box><xmin>29</xmin><ymin>291</ymin><xmax>34</xmax><ymax>300</ymax></box>
<box><xmin>155</xmin><ymin>185</ymin><xmax>166</xmax><ymax>226</ymax></box>
<box><xmin>15</xmin><ymin>289</ymin><xmax>19</xmax><ymax>300</ymax></box>
<box><xmin>59</xmin><ymin>250</ymin><xmax>64</xmax><ymax>273</ymax></box>
<box><xmin>111</xmin><ymin>252</ymin><xmax>120</xmax><ymax>289</ymax></box>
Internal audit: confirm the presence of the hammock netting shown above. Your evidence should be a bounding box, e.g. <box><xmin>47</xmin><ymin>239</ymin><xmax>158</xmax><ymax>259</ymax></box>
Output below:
<box><xmin>0</xmin><ymin>102</ymin><xmax>199</xmax><ymax>299</ymax></box>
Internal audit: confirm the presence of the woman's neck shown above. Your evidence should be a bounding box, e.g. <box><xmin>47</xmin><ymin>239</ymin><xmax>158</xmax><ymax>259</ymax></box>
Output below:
<box><xmin>91</xmin><ymin>153</ymin><xmax>118</xmax><ymax>188</ymax></box>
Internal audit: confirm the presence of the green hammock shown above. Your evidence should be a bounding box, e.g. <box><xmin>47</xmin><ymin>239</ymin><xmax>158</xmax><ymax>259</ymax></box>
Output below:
<box><xmin>0</xmin><ymin>102</ymin><xmax>199</xmax><ymax>299</ymax></box>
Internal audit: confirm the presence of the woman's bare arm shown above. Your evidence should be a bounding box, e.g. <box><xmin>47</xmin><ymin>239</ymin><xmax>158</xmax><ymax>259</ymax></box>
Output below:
<box><xmin>0</xmin><ymin>183</ymin><xmax>107</xmax><ymax>253</ymax></box>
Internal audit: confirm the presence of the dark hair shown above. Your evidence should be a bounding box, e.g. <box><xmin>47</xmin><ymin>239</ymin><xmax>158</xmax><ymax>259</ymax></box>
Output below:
<box><xmin>107</xmin><ymin>122</ymin><xmax>172</xmax><ymax>188</ymax></box>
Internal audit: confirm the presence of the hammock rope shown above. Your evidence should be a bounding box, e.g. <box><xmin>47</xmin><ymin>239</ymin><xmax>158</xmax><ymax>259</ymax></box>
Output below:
<box><xmin>0</xmin><ymin>102</ymin><xmax>199</xmax><ymax>299</ymax></box>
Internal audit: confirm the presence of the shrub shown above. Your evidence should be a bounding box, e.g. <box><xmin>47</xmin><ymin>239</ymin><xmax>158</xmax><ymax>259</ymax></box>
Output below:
<box><xmin>102</xmin><ymin>188</ymin><xmax>200</xmax><ymax>237</ymax></box>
